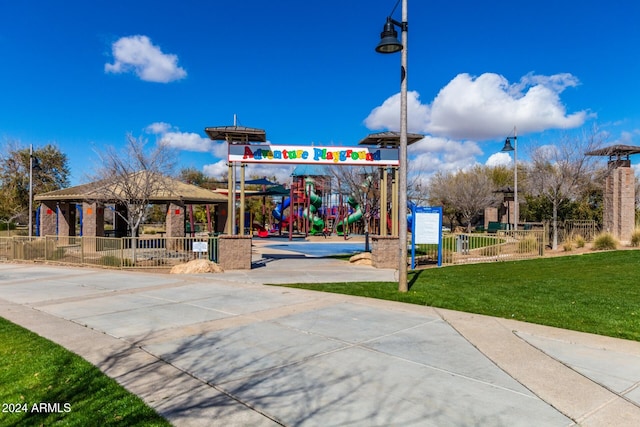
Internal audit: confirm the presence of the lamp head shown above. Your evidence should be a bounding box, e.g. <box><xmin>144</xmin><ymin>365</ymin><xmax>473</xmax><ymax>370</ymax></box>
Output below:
<box><xmin>501</xmin><ymin>137</ymin><xmax>515</xmax><ymax>152</ymax></box>
<box><xmin>376</xmin><ymin>18</ymin><xmax>403</xmax><ymax>54</ymax></box>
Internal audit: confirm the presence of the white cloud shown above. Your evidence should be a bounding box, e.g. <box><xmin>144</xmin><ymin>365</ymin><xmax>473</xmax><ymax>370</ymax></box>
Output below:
<box><xmin>364</xmin><ymin>72</ymin><xmax>591</xmax><ymax>141</ymax></box>
<box><xmin>363</xmin><ymin>91</ymin><xmax>430</xmax><ymax>133</ymax></box>
<box><xmin>245</xmin><ymin>164</ymin><xmax>295</xmax><ymax>184</ymax></box>
<box><xmin>407</xmin><ymin>135</ymin><xmax>482</xmax><ymax>178</ymax></box>
<box><xmin>428</xmin><ymin>73</ymin><xmax>590</xmax><ymax>140</ymax></box>
<box><xmin>105</xmin><ymin>35</ymin><xmax>187</xmax><ymax>83</ymax></box>
<box><xmin>203</xmin><ymin>160</ymin><xmax>229</xmax><ymax>178</ymax></box>
<box><xmin>146</xmin><ymin>122</ymin><xmax>227</xmax><ymax>157</ymax></box>
<box><xmin>202</xmin><ymin>162</ymin><xmax>293</xmax><ymax>184</ymax></box>
<box><xmin>485</xmin><ymin>152</ymin><xmax>512</xmax><ymax>167</ymax></box>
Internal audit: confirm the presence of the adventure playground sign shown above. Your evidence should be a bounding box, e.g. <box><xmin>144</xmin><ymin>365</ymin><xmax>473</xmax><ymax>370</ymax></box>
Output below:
<box><xmin>229</xmin><ymin>144</ymin><xmax>399</xmax><ymax>166</ymax></box>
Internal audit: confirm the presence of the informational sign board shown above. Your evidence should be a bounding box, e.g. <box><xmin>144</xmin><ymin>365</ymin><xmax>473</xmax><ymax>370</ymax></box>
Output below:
<box><xmin>411</xmin><ymin>206</ymin><xmax>443</xmax><ymax>268</ymax></box>
<box><xmin>414</xmin><ymin>211</ymin><xmax>441</xmax><ymax>244</ymax></box>
<box><xmin>192</xmin><ymin>241</ymin><xmax>208</xmax><ymax>253</ymax></box>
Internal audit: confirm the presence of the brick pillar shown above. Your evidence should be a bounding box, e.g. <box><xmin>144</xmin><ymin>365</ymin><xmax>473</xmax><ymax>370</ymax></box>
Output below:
<box><xmin>604</xmin><ymin>165</ymin><xmax>635</xmax><ymax>244</ymax></box>
<box><xmin>39</xmin><ymin>202</ymin><xmax>57</xmax><ymax>236</ymax></box>
<box><xmin>166</xmin><ymin>203</ymin><xmax>185</xmax><ymax>238</ymax></box>
<box><xmin>484</xmin><ymin>207</ymin><xmax>498</xmax><ymax>230</ymax></box>
<box><xmin>371</xmin><ymin>235</ymin><xmax>400</xmax><ymax>269</ymax></box>
<box><xmin>82</xmin><ymin>202</ymin><xmax>104</xmax><ymax>237</ymax></box>
<box><xmin>58</xmin><ymin>202</ymin><xmax>76</xmax><ymax>237</ymax></box>
<box><xmin>218</xmin><ymin>235</ymin><xmax>252</xmax><ymax>269</ymax></box>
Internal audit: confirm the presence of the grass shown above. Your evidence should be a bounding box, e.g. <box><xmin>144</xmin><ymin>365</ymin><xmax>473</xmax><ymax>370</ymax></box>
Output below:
<box><xmin>0</xmin><ymin>317</ymin><xmax>170</xmax><ymax>427</ymax></box>
<box><xmin>277</xmin><ymin>250</ymin><xmax>640</xmax><ymax>341</ymax></box>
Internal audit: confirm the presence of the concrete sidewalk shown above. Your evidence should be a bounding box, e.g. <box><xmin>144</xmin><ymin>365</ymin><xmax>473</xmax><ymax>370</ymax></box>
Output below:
<box><xmin>1</xmin><ymin>257</ymin><xmax>639</xmax><ymax>426</ymax></box>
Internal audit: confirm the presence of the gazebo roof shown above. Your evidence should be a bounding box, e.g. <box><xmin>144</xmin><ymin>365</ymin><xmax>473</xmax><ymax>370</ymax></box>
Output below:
<box><xmin>35</xmin><ymin>172</ymin><xmax>227</xmax><ymax>204</ymax></box>
<box><xmin>358</xmin><ymin>131</ymin><xmax>424</xmax><ymax>147</ymax></box>
<box><xmin>204</xmin><ymin>126</ymin><xmax>267</xmax><ymax>143</ymax></box>
<box><xmin>586</xmin><ymin>144</ymin><xmax>640</xmax><ymax>157</ymax></box>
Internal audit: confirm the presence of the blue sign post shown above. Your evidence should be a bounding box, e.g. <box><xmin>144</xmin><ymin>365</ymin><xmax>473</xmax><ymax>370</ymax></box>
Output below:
<box><xmin>411</xmin><ymin>206</ymin><xmax>443</xmax><ymax>269</ymax></box>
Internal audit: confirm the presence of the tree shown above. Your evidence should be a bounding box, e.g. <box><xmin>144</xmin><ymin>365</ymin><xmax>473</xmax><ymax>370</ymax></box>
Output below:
<box><xmin>0</xmin><ymin>142</ymin><xmax>70</xmax><ymax>226</ymax></box>
<box><xmin>526</xmin><ymin>127</ymin><xmax>604</xmax><ymax>249</ymax></box>
<box><xmin>428</xmin><ymin>166</ymin><xmax>500</xmax><ymax>232</ymax></box>
<box><xmin>324</xmin><ymin>165</ymin><xmax>380</xmax><ymax>235</ymax></box>
<box><xmin>91</xmin><ymin>134</ymin><xmax>177</xmax><ymax>238</ymax></box>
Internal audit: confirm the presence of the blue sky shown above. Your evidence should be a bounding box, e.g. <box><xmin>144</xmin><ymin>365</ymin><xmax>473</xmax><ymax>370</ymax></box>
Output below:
<box><xmin>2</xmin><ymin>0</ymin><xmax>639</xmax><ymax>185</ymax></box>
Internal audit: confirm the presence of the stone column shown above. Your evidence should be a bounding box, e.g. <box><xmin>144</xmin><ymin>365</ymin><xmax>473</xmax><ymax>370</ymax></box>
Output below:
<box><xmin>604</xmin><ymin>165</ymin><xmax>635</xmax><ymax>244</ymax></box>
<box><xmin>165</xmin><ymin>203</ymin><xmax>185</xmax><ymax>251</ymax></box>
<box><xmin>58</xmin><ymin>202</ymin><xmax>76</xmax><ymax>237</ymax></box>
<box><xmin>39</xmin><ymin>202</ymin><xmax>57</xmax><ymax>236</ymax></box>
<box><xmin>82</xmin><ymin>202</ymin><xmax>104</xmax><ymax>237</ymax></box>
<box><xmin>484</xmin><ymin>207</ymin><xmax>498</xmax><ymax>230</ymax></box>
<box><xmin>166</xmin><ymin>203</ymin><xmax>185</xmax><ymax>238</ymax></box>
<box><xmin>371</xmin><ymin>235</ymin><xmax>400</xmax><ymax>269</ymax></box>
<box><xmin>218</xmin><ymin>235</ymin><xmax>252</xmax><ymax>270</ymax></box>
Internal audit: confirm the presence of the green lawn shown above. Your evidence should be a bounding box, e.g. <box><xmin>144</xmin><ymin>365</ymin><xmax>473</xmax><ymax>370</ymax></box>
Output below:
<box><xmin>0</xmin><ymin>318</ymin><xmax>170</xmax><ymax>427</ymax></box>
<box><xmin>277</xmin><ymin>250</ymin><xmax>640</xmax><ymax>341</ymax></box>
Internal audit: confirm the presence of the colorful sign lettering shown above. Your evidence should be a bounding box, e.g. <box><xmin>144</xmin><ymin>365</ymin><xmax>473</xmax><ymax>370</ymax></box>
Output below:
<box><xmin>228</xmin><ymin>144</ymin><xmax>399</xmax><ymax>166</ymax></box>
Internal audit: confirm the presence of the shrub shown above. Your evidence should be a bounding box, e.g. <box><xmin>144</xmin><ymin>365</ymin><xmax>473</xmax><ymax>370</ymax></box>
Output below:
<box><xmin>99</xmin><ymin>255</ymin><xmax>132</xmax><ymax>267</ymax></box>
<box><xmin>575</xmin><ymin>235</ymin><xmax>586</xmax><ymax>248</ymax></box>
<box><xmin>517</xmin><ymin>237</ymin><xmax>538</xmax><ymax>253</ymax></box>
<box><xmin>630</xmin><ymin>229</ymin><xmax>640</xmax><ymax>247</ymax></box>
<box><xmin>592</xmin><ymin>232</ymin><xmax>618</xmax><ymax>251</ymax></box>
<box><xmin>563</xmin><ymin>241</ymin><xmax>573</xmax><ymax>251</ymax></box>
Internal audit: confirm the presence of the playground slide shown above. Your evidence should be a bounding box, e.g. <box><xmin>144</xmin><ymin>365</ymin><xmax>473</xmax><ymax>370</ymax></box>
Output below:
<box><xmin>302</xmin><ymin>179</ymin><xmax>325</xmax><ymax>235</ymax></box>
<box><xmin>336</xmin><ymin>196</ymin><xmax>363</xmax><ymax>235</ymax></box>
<box><xmin>272</xmin><ymin>197</ymin><xmax>291</xmax><ymax>222</ymax></box>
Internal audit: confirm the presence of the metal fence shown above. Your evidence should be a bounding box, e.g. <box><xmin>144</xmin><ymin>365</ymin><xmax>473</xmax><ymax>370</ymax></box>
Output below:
<box><xmin>0</xmin><ymin>235</ymin><xmax>218</xmax><ymax>269</ymax></box>
<box><xmin>412</xmin><ymin>230</ymin><xmax>545</xmax><ymax>268</ymax></box>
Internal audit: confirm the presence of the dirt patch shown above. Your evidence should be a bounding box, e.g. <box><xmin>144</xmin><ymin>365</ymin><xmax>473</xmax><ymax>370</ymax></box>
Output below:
<box><xmin>169</xmin><ymin>259</ymin><xmax>224</xmax><ymax>274</ymax></box>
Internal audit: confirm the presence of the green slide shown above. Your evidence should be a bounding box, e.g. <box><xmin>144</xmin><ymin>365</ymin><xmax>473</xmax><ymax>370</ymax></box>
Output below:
<box><xmin>336</xmin><ymin>196</ymin><xmax>362</xmax><ymax>235</ymax></box>
<box><xmin>302</xmin><ymin>178</ymin><xmax>325</xmax><ymax>235</ymax></box>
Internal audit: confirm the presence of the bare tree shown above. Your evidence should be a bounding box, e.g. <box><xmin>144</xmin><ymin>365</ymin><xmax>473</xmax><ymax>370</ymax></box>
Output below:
<box><xmin>325</xmin><ymin>165</ymin><xmax>379</xmax><ymax>234</ymax></box>
<box><xmin>90</xmin><ymin>134</ymin><xmax>177</xmax><ymax>238</ymax></box>
<box><xmin>428</xmin><ymin>166</ymin><xmax>500</xmax><ymax>232</ymax></box>
<box><xmin>526</xmin><ymin>127</ymin><xmax>605</xmax><ymax>249</ymax></box>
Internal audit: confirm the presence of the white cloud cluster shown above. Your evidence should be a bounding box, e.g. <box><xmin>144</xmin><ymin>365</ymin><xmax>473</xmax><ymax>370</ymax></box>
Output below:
<box><xmin>365</xmin><ymin>71</ymin><xmax>593</xmax><ymax>177</ymax></box>
<box><xmin>145</xmin><ymin>122</ymin><xmax>227</xmax><ymax>157</ymax></box>
<box><xmin>408</xmin><ymin>135</ymin><xmax>483</xmax><ymax>176</ymax></box>
<box><xmin>365</xmin><ymin>72</ymin><xmax>590</xmax><ymax>141</ymax></box>
<box><xmin>202</xmin><ymin>160</ymin><xmax>294</xmax><ymax>184</ymax></box>
<box><xmin>105</xmin><ymin>35</ymin><xmax>187</xmax><ymax>83</ymax></box>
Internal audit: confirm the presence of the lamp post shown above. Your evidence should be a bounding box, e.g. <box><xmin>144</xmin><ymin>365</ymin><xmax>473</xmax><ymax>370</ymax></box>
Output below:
<box><xmin>376</xmin><ymin>0</ymin><xmax>409</xmax><ymax>292</ymax></box>
<box><xmin>501</xmin><ymin>127</ymin><xmax>518</xmax><ymax>230</ymax></box>
<box><xmin>28</xmin><ymin>144</ymin><xmax>34</xmax><ymax>239</ymax></box>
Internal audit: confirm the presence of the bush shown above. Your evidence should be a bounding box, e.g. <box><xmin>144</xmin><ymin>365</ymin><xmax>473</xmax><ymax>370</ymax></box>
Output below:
<box><xmin>575</xmin><ymin>235</ymin><xmax>586</xmax><ymax>248</ymax></box>
<box><xmin>0</xmin><ymin>222</ymin><xmax>16</xmax><ymax>231</ymax></box>
<box><xmin>592</xmin><ymin>232</ymin><xmax>618</xmax><ymax>251</ymax></box>
<box><xmin>99</xmin><ymin>255</ymin><xmax>132</xmax><ymax>267</ymax></box>
<box><xmin>517</xmin><ymin>237</ymin><xmax>538</xmax><ymax>253</ymax></box>
<box><xmin>563</xmin><ymin>241</ymin><xmax>573</xmax><ymax>251</ymax></box>
<box><xmin>630</xmin><ymin>229</ymin><xmax>640</xmax><ymax>247</ymax></box>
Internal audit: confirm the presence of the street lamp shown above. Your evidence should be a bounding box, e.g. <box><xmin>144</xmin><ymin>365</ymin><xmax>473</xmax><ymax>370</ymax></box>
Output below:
<box><xmin>501</xmin><ymin>127</ymin><xmax>518</xmax><ymax>230</ymax></box>
<box><xmin>376</xmin><ymin>0</ymin><xmax>409</xmax><ymax>292</ymax></box>
<box><xmin>28</xmin><ymin>145</ymin><xmax>34</xmax><ymax>238</ymax></box>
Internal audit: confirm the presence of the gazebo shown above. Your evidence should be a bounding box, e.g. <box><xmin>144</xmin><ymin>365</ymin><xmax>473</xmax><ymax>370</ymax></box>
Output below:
<box><xmin>34</xmin><ymin>173</ymin><xmax>228</xmax><ymax>238</ymax></box>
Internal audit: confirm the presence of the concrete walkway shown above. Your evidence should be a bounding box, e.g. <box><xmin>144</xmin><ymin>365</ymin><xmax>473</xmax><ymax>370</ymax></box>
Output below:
<box><xmin>1</xmin><ymin>247</ymin><xmax>640</xmax><ymax>426</ymax></box>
